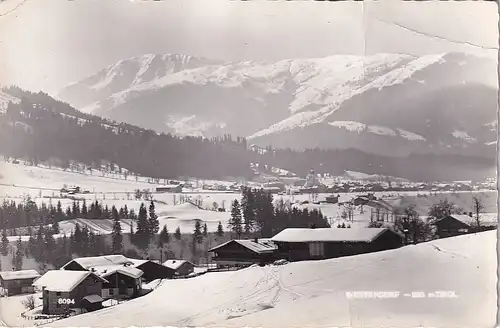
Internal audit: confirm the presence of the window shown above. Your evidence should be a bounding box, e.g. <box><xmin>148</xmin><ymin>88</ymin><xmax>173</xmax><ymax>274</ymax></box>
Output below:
<box><xmin>309</xmin><ymin>242</ymin><xmax>325</xmax><ymax>257</ymax></box>
<box><xmin>109</xmin><ymin>288</ymin><xmax>114</xmax><ymax>295</ymax></box>
<box><xmin>56</xmin><ymin>292</ymin><xmax>61</xmax><ymax>296</ymax></box>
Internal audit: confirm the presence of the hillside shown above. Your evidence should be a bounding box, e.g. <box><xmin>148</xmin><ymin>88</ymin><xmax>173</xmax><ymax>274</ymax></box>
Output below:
<box><xmin>57</xmin><ymin>52</ymin><xmax>497</xmax><ymax>158</ymax></box>
<box><xmin>0</xmin><ymin>88</ymin><xmax>495</xmax><ymax>182</ymax></box>
<box><xmin>47</xmin><ymin>231</ymin><xmax>497</xmax><ymax>328</ymax></box>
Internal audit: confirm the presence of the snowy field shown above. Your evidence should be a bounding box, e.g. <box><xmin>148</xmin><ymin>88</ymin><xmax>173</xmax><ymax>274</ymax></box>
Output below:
<box><xmin>1</xmin><ymin>161</ymin><xmax>497</xmax><ymax>240</ymax></box>
<box><xmin>33</xmin><ymin>230</ymin><xmax>497</xmax><ymax>328</ymax></box>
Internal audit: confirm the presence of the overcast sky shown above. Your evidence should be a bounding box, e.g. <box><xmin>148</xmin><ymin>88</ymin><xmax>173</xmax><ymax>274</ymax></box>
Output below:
<box><xmin>0</xmin><ymin>0</ymin><xmax>497</xmax><ymax>94</ymax></box>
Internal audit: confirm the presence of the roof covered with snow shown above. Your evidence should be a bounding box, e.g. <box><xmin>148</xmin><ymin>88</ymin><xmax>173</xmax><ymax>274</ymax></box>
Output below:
<box><xmin>82</xmin><ymin>294</ymin><xmax>104</xmax><ymax>303</ymax></box>
<box><xmin>91</xmin><ymin>265</ymin><xmax>143</xmax><ymax>279</ymax></box>
<box><xmin>163</xmin><ymin>260</ymin><xmax>193</xmax><ymax>270</ymax></box>
<box><xmin>271</xmin><ymin>228</ymin><xmax>396</xmax><ymax>243</ymax></box>
<box><xmin>0</xmin><ymin>269</ymin><xmax>40</xmax><ymax>281</ymax></box>
<box><xmin>33</xmin><ymin>270</ymin><xmax>107</xmax><ymax>292</ymax></box>
<box><xmin>128</xmin><ymin>259</ymin><xmax>149</xmax><ymax>267</ymax></box>
<box><xmin>62</xmin><ymin>255</ymin><xmax>134</xmax><ymax>270</ymax></box>
<box><xmin>434</xmin><ymin>214</ymin><xmax>498</xmax><ymax>227</ymax></box>
<box><xmin>209</xmin><ymin>239</ymin><xmax>277</xmax><ymax>254</ymax></box>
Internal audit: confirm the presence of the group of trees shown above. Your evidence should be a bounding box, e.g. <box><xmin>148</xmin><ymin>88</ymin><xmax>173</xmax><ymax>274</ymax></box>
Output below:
<box><xmin>379</xmin><ymin>196</ymin><xmax>491</xmax><ymax>245</ymax></box>
<box><xmin>0</xmin><ymin>87</ymin><xmax>494</xmax><ymax>182</ymax></box>
<box><xmin>228</xmin><ymin>187</ymin><xmax>330</xmax><ymax>238</ymax></box>
<box><xmin>0</xmin><ymin>88</ymin><xmax>252</xmax><ymax>180</ymax></box>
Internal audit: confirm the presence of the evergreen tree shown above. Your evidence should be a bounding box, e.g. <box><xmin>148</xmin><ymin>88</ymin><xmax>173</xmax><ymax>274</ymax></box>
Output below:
<box><xmin>111</xmin><ymin>206</ymin><xmax>123</xmax><ymax>254</ymax></box>
<box><xmin>193</xmin><ymin>220</ymin><xmax>203</xmax><ymax>244</ymax></box>
<box><xmin>0</xmin><ymin>228</ymin><xmax>8</xmax><ymax>256</ymax></box>
<box><xmin>123</xmin><ymin>205</ymin><xmax>129</xmax><ymax>219</ymax></box>
<box><xmin>228</xmin><ymin>200</ymin><xmax>243</xmax><ymax>238</ymax></box>
<box><xmin>158</xmin><ymin>224</ymin><xmax>169</xmax><ymax>248</ymax></box>
<box><xmin>216</xmin><ymin>221</ymin><xmax>224</xmax><ymax>237</ymax></box>
<box><xmin>55</xmin><ymin>201</ymin><xmax>64</xmax><ymax>222</ymax></box>
<box><xmin>72</xmin><ymin>201</ymin><xmax>80</xmax><ymax>218</ymax></box>
<box><xmin>12</xmin><ymin>237</ymin><xmax>23</xmax><ymax>270</ymax></box>
<box><xmin>148</xmin><ymin>201</ymin><xmax>159</xmax><ymax>236</ymax></box>
<box><xmin>174</xmin><ymin>227</ymin><xmax>181</xmax><ymax>240</ymax></box>
<box><xmin>81</xmin><ymin>199</ymin><xmax>88</xmax><ymax>219</ymax></box>
<box><xmin>27</xmin><ymin>235</ymin><xmax>36</xmax><ymax>258</ymax></box>
<box><xmin>241</xmin><ymin>187</ymin><xmax>255</xmax><ymax>233</ymax></box>
<box><xmin>202</xmin><ymin>223</ymin><xmax>208</xmax><ymax>237</ymax></box>
<box><xmin>135</xmin><ymin>203</ymin><xmax>149</xmax><ymax>249</ymax></box>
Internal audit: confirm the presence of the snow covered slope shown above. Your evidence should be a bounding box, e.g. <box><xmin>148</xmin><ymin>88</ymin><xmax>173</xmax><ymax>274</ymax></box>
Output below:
<box><xmin>57</xmin><ymin>52</ymin><xmax>497</xmax><ymax>157</ymax></box>
<box><xmin>49</xmin><ymin>231</ymin><xmax>497</xmax><ymax>328</ymax></box>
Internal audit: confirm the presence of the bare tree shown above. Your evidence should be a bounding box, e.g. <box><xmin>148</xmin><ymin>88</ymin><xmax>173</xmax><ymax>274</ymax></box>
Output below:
<box><xmin>471</xmin><ymin>196</ymin><xmax>484</xmax><ymax>230</ymax></box>
<box><xmin>21</xmin><ymin>295</ymin><xmax>36</xmax><ymax>311</ymax></box>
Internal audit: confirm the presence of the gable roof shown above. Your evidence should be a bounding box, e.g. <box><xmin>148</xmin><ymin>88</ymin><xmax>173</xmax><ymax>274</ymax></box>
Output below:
<box><xmin>432</xmin><ymin>215</ymin><xmax>474</xmax><ymax>227</ymax></box>
<box><xmin>209</xmin><ymin>239</ymin><xmax>277</xmax><ymax>254</ymax></box>
<box><xmin>90</xmin><ymin>265</ymin><xmax>143</xmax><ymax>279</ymax></box>
<box><xmin>271</xmin><ymin>228</ymin><xmax>400</xmax><ymax>243</ymax></box>
<box><xmin>62</xmin><ymin>255</ymin><xmax>133</xmax><ymax>270</ymax></box>
<box><xmin>163</xmin><ymin>260</ymin><xmax>193</xmax><ymax>270</ymax></box>
<box><xmin>0</xmin><ymin>270</ymin><xmax>40</xmax><ymax>281</ymax></box>
<box><xmin>33</xmin><ymin>270</ymin><xmax>108</xmax><ymax>292</ymax></box>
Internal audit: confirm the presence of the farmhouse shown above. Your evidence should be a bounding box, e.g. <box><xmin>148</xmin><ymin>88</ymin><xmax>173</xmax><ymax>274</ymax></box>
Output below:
<box><xmin>209</xmin><ymin>239</ymin><xmax>278</xmax><ymax>268</ymax></box>
<box><xmin>33</xmin><ymin>270</ymin><xmax>107</xmax><ymax>315</ymax></box>
<box><xmin>163</xmin><ymin>260</ymin><xmax>195</xmax><ymax>277</ymax></box>
<box><xmin>0</xmin><ymin>269</ymin><xmax>40</xmax><ymax>296</ymax></box>
<box><xmin>129</xmin><ymin>259</ymin><xmax>175</xmax><ymax>281</ymax></box>
<box><xmin>91</xmin><ymin>265</ymin><xmax>143</xmax><ymax>299</ymax></box>
<box><xmin>61</xmin><ymin>255</ymin><xmax>144</xmax><ymax>298</ymax></box>
<box><xmin>271</xmin><ymin>228</ymin><xmax>403</xmax><ymax>262</ymax></box>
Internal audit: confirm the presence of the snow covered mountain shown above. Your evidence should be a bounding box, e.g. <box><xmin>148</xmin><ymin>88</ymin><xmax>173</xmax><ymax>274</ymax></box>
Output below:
<box><xmin>57</xmin><ymin>52</ymin><xmax>497</xmax><ymax>157</ymax></box>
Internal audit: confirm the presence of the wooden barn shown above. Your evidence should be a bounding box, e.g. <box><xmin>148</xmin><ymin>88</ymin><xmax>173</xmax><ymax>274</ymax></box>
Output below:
<box><xmin>163</xmin><ymin>260</ymin><xmax>195</xmax><ymax>277</ymax></box>
<box><xmin>209</xmin><ymin>239</ymin><xmax>278</xmax><ymax>268</ymax></box>
<box><xmin>33</xmin><ymin>270</ymin><xmax>106</xmax><ymax>315</ymax></box>
<box><xmin>271</xmin><ymin>228</ymin><xmax>403</xmax><ymax>262</ymax></box>
<box><xmin>0</xmin><ymin>270</ymin><xmax>40</xmax><ymax>296</ymax></box>
<box><xmin>129</xmin><ymin>259</ymin><xmax>175</xmax><ymax>282</ymax></box>
<box><xmin>431</xmin><ymin>214</ymin><xmax>475</xmax><ymax>238</ymax></box>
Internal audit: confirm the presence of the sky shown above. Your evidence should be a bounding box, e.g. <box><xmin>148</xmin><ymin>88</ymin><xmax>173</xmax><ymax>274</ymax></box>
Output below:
<box><xmin>0</xmin><ymin>0</ymin><xmax>498</xmax><ymax>95</ymax></box>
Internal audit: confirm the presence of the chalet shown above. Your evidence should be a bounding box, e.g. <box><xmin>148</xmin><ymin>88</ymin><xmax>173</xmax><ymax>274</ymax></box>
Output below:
<box><xmin>0</xmin><ymin>270</ymin><xmax>40</xmax><ymax>296</ymax></box>
<box><xmin>91</xmin><ymin>265</ymin><xmax>143</xmax><ymax>299</ymax></box>
<box><xmin>33</xmin><ymin>270</ymin><xmax>107</xmax><ymax>315</ymax></box>
<box><xmin>163</xmin><ymin>260</ymin><xmax>195</xmax><ymax>277</ymax></box>
<box><xmin>209</xmin><ymin>239</ymin><xmax>278</xmax><ymax>268</ymax></box>
<box><xmin>430</xmin><ymin>214</ymin><xmax>487</xmax><ymax>238</ymax></box>
<box><xmin>271</xmin><ymin>228</ymin><xmax>403</xmax><ymax>262</ymax></box>
<box><xmin>61</xmin><ymin>255</ymin><xmax>143</xmax><ymax>299</ymax></box>
<box><xmin>129</xmin><ymin>259</ymin><xmax>175</xmax><ymax>281</ymax></box>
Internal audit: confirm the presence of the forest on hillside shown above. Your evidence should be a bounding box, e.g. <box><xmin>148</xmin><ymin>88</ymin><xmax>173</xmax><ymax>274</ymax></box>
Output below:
<box><xmin>0</xmin><ymin>87</ymin><xmax>495</xmax><ymax>182</ymax></box>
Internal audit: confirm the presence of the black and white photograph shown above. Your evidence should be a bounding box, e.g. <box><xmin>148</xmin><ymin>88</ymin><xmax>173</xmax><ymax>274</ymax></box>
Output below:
<box><xmin>0</xmin><ymin>0</ymin><xmax>497</xmax><ymax>327</ymax></box>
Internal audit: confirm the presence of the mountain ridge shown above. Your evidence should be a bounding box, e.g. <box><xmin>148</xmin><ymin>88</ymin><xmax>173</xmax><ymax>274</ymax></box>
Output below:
<box><xmin>57</xmin><ymin>52</ymin><xmax>497</xmax><ymax>157</ymax></box>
